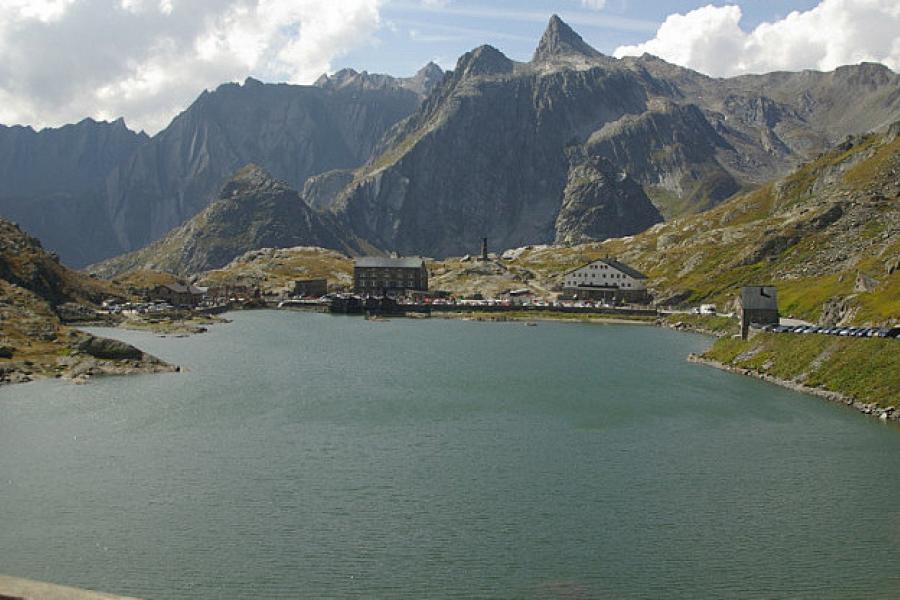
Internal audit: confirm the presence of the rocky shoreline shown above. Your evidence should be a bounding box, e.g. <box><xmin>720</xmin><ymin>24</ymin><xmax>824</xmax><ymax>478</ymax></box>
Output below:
<box><xmin>0</xmin><ymin>332</ymin><xmax>178</xmax><ymax>387</ymax></box>
<box><xmin>688</xmin><ymin>353</ymin><xmax>899</xmax><ymax>422</ymax></box>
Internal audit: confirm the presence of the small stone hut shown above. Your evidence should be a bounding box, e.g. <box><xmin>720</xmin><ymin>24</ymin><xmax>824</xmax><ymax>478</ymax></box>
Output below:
<box><xmin>739</xmin><ymin>286</ymin><xmax>779</xmax><ymax>339</ymax></box>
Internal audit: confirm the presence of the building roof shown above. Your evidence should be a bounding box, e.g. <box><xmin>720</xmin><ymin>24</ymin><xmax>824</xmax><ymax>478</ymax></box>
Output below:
<box><xmin>740</xmin><ymin>286</ymin><xmax>778</xmax><ymax>310</ymax></box>
<box><xmin>564</xmin><ymin>257</ymin><xmax>648</xmax><ymax>279</ymax></box>
<box><xmin>156</xmin><ymin>283</ymin><xmax>206</xmax><ymax>295</ymax></box>
<box><xmin>354</xmin><ymin>256</ymin><xmax>425</xmax><ymax>269</ymax></box>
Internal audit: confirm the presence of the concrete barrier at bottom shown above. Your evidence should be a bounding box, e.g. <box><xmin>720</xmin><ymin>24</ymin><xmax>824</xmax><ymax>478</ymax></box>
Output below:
<box><xmin>0</xmin><ymin>575</ymin><xmax>141</xmax><ymax>600</ymax></box>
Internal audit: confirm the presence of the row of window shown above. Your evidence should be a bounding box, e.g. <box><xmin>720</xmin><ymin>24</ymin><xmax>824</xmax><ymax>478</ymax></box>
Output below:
<box><xmin>573</xmin><ymin>272</ymin><xmax>625</xmax><ymax>279</ymax></box>
<box><xmin>358</xmin><ymin>281</ymin><xmax>418</xmax><ymax>288</ymax></box>
<box><xmin>565</xmin><ymin>281</ymin><xmax>634</xmax><ymax>288</ymax></box>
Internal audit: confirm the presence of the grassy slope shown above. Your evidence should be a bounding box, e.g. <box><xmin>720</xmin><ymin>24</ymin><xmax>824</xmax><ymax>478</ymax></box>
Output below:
<box><xmin>703</xmin><ymin>333</ymin><xmax>900</xmax><ymax>407</ymax></box>
<box><xmin>198</xmin><ymin>247</ymin><xmax>354</xmax><ymax>292</ymax></box>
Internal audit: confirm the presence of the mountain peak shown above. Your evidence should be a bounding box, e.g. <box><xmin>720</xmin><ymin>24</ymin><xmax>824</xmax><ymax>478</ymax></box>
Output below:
<box><xmin>227</xmin><ymin>164</ymin><xmax>284</xmax><ymax>195</ymax></box>
<box><xmin>406</xmin><ymin>61</ymin><xmax>446</xmax><ymax>96</ymax></box>
<box><xmin>532</xmin><ymin>14</ymin><xmax>602</xmax><ymax>63</ymax></box>
<box><xmin>416</xmin><ymin>61</ymin><xmax>444</xmax><ymax>79</ymax></box>
<box><xmin>455</xmin><ymin>45</ymin><xmax>514</xmax><ymax>79</ymax></box>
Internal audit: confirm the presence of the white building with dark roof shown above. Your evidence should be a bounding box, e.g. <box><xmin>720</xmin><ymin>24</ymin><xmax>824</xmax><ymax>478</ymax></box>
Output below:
<box><xmin>562</xmin><ymin>257</ymin><xmax>649</xmax><ymax>304</ymax></box>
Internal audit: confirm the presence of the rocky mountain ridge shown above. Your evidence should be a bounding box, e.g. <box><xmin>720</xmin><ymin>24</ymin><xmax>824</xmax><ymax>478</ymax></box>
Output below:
<box><xmin>0</xmin><ymin>66</ymin><xmax>436</xmax><ymax>267</ymax></box>
<box><xmin>3</xmin><ymin>15</ymin><xmax>900</xmax><ymax>269</ymax></box>
<box><xmin>318</xmin><ymin>15</ymin><xmax>900</xmax><ymax>259</ymax></box>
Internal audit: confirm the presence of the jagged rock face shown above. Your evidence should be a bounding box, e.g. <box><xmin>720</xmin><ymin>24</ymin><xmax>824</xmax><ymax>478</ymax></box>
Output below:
<box><xmin>0</xmin><ymin>119</ymin><xmax>148</xmax><ymax>266</ymax></box>
<box><xmin>554</xmin><ymin>156</ymin><xmax>662</xmax><ymax>244</ymax></box>
<box><xmin>0</xmin><ymin>118</ymin><xmax>146</xmax><ymax>198</ymax></box>
<box><xmin>302</xmin><ymin>169</ymin><xmax>356</xmax><ymax>211</ymax></box>
<box><xmin>585</xmin><ymin>101</ymin><xmax>741</xmax><ymax>217</ymax></box>
<box><xmin>91</xmin><ymin>165</ymin><xmax>365</xmax><ymax>277</ymax></box>
<box><xmin>333</xmin><ymin>53</ymin><xmax>651</xmax><ymax>258</ymax></box>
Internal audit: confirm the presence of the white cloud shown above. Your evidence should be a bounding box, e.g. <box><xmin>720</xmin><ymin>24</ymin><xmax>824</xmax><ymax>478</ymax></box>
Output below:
<box><xmin>0</xmin><ymin>0</ymin><xmax>383</xmax><ymax>134</ymax></box>
<box><xmin>613</xmin><ymin>1</ymin><xmax>900</xmax><ymax>77</ymax></box>
<box><xmin>579</xmin><ymin>0</ymin><xmax>606</xmax><ymax>10</ymax></box>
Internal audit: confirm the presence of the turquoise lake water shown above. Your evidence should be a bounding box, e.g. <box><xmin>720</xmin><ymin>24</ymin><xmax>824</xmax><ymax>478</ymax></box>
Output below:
<box><xmin>1</xmin><ymin>311</ymin><xmax>899</xmax><ymax>599</ymax></box>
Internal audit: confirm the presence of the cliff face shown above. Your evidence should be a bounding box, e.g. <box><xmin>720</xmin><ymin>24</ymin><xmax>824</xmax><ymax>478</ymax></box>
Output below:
<box><xmin>0</xmin><ymin>119</ymin><xmax>149</xmax><ymax>266</ymax></box>
<box><xmin>91</xmin><ymin>165</ymin><xmax>367</xmax><ymax>277</ymax></box>
<box><xmin>102</xmin><ymin>76</ymin><xmax>422</xmax><ymax>262</ymax></box>
<box><xmin>554</xmin><ymin>156</ymin><xmax>662</xmax><ymax>245</ymax></box>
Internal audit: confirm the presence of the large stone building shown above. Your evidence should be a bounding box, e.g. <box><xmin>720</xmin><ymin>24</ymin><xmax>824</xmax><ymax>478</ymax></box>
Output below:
<box><xmin>739</xmin><ymin>286</ymin><xmax>779</xmax><ymax>339</ymax></box>
<box><xmin>562</xmin><ymin>258</ymin><xmax>649</xmax><ymax>304</ymax></box>
<box><xmin>149</xmin><ymin>283</ymin><xmax>206</xmax><ymax>307</ymax></box>
<box><xmin>353</xmin><ymin>256</ymin><xmax>428</xmax><ymax>295</ymax></box>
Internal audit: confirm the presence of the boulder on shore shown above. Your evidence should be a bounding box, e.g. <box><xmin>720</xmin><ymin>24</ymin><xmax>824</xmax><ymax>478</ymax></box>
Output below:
<box><xmin>75</xmin><ymin>335</ymin><xmax>144</xmax><ymax>360</ymax></box>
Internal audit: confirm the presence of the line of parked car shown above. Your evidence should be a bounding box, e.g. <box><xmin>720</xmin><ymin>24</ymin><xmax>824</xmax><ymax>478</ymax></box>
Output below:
<box><xmin>754</xmin><ymin>323</ymin><xmax>900</xmax><ymax>338</ymax></box>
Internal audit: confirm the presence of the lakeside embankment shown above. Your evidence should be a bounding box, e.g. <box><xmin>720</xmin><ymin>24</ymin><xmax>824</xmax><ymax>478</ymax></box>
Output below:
<box><xmin>433</xmin><ymin>309</ymin><xmax>657</xmax><ymax>325</ymax></box>
<box><xmin>118</xmin><ymin>312</ymin><xmax>229</xmax><ymax>336</ymax></box>
<box><xmin>658</xmin><ymin>313</ymin><xmax>740</xmax><ymax>337</ymax></box>
<box><xmin>694</xmin><ymin>332</ymin><xmax>900</xmax><ymax>421</ymax></box>
<box><xmin>0</xmin><ymin>574</ymin><xmax>141</xmax><ymax>600</ymax></box>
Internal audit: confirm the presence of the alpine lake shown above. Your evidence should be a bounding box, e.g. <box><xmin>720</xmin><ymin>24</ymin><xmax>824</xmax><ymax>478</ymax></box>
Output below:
<box><xmin>2</xmin><ymin>311</ymin><xmax>899</xmax><ymax>599</ymax></box>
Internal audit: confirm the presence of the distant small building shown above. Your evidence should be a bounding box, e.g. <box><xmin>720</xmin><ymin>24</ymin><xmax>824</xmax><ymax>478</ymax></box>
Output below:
<box><xmin>149</xmin><ymin>283</ymin><xmax>206</xmax><ymax>307</ymax></box>
<box><xmin>562</xmin><ymin>257</ymin><xmax>649</xmax><ymax>304</ymax></box>
<box><xmin>739</xmin><ymin>286</ymin><xmax>779</xmax><ymax>339</ymax></box>
<box><xmin>292</xmin><ymin>278</ymin><xmax>327</xmax><ymax>298</ymax></box>
<box><xmin>353</xmin><ymin>256</ymin><xmax>428</xmax><ymax>295</ymax></box>
<box><xmin>500</xmin><ymin>288</ymin><xmax>535</xmax><ymax>305</ymax></box>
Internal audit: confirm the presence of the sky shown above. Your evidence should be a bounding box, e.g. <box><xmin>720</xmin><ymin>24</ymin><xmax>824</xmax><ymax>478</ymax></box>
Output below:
<box><xmin>1</xmin><ymin>0</ymin><xmax>898</xmax><ymax>135</ymax></box>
